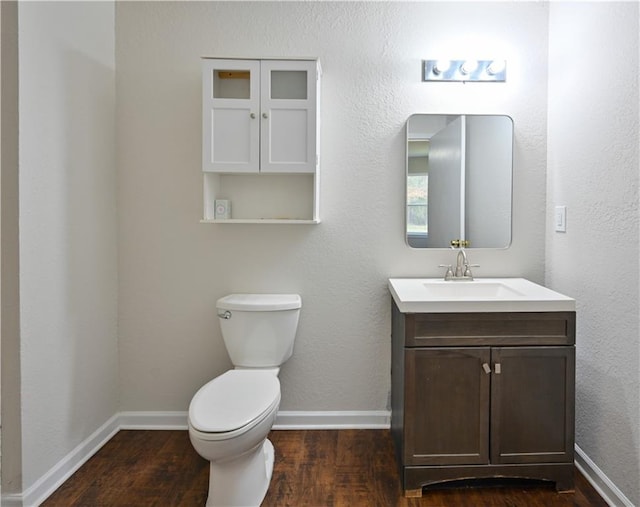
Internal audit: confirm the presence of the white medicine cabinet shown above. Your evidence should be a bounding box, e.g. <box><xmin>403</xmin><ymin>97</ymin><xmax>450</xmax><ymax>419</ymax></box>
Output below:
<box><xmin>201</xmin><ymin>58</ymin><xmax>321</xmax><ymax>223</ymax></box>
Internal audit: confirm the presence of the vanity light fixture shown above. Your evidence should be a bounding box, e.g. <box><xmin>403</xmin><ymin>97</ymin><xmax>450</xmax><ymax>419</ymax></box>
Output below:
<box><xmin>423</xmin><ymin>59</ymin><xmax>506</xmax><ymax>82</ymax></box>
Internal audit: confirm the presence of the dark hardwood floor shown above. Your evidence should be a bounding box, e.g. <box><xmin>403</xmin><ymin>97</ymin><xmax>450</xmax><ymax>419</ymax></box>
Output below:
<box><xmin>42</xmin><ymin>429</ymin><xmax>607</xmax><ymax>506</ymax></box>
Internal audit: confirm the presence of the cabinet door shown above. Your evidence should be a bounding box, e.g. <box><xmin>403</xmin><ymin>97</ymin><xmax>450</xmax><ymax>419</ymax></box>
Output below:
<box><xmin>203</xmin><ymin>59</ymin><xmax>260</xmax><ymax>173</ymax></box>
<box><xmin>260</xmin><ymin>60</ymin><xmax>318</xmax><ymax>173</ymax></box>
<box><xmin>405</xmin><ymin>348</ymin><xmax>491</xmax><ymax>465</ymax></box>
<box><xmin>491</xmin><ymin>346</ymin><xmax>575</xmax><ymax>464</ymax></box>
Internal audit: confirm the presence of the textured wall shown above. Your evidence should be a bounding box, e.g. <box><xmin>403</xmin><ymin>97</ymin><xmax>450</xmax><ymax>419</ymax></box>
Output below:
<box><xmin>17</xmin><ymin>1</ymin><xmax>118</xmax><ymax>491</ymax></box>
<box><xmin>116</xmin><ymin>1</ymin><xmax>549</xmax><ymax>412</ymax></box>
<box><xmin>546</xmin><ymin>3</ymin><xmax>640</xmax><ymax>504</ymax></box>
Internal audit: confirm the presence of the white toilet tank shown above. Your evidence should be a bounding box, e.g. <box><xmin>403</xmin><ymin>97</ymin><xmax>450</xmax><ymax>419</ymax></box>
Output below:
<box><xmin>216</xmin><ymin>294</ymin><xmax>301</xmax><ymax>368</ymax></box>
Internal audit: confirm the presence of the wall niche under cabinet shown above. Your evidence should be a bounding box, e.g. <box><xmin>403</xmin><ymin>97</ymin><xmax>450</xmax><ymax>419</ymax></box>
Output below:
<box><xmin>202</xmin><ymin>172</ymin><xmax>318</xmax><ymax>223</ymax></box>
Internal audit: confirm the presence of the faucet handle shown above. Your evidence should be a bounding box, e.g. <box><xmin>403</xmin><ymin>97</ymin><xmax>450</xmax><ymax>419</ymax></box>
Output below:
<box><xmin>463</xmin><ymin>263</ymin><xmax>480</xmax><ymax>278</ymax></box>
<box><xmin>439</xmin><ymin>264</ymin><xmax>454</xmax><ymax>280</ymax></box>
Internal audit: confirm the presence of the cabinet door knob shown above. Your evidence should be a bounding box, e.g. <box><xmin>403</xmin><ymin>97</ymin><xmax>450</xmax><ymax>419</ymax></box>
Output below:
<box><xmin>250</xmin><ymin>113</ymin><xmax>256</xmax><ymax>119</ymax></box>
<box><xmin>494</xmin><ymin>363</ymin><xmax>502</xmax><ymax>374</ymax></box>
<box><xmin>482</xmin><ymin>363</ymin><xmax>491</xmax><ymax>374</ymax></box>
<box><xmin>262</xmin><ymin>112</ymin><xmax>268</xmax><ymax>119</ymax></box>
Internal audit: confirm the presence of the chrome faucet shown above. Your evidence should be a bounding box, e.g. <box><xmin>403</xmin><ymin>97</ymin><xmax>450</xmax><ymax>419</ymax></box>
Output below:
<box><xmin>455</xmin><ymin>248</ymin><xmax>469</xmax><ymax>278</ymax></box>
<box><xmin>439</xmin><ymin>247</ymin><xmax>478</xmax><ymax>281</ymax></box>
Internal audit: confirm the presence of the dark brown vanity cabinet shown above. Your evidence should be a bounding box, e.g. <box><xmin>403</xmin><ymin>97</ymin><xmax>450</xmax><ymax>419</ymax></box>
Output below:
<box><xmin>391</xmin><ymin>303</ymin><xmax>576</xmax><ymax>497</ymax></box>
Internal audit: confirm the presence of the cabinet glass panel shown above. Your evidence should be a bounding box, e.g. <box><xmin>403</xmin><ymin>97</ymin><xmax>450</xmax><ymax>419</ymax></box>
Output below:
<box><xmin>212</xmin><ymin>69</ymin><xmax>251</xmax><ymax>99</ymax></box>
<box><xmin>270</xmin><ymin>70</ymin><xmax>307</xmax><ymax>99</ymax></box>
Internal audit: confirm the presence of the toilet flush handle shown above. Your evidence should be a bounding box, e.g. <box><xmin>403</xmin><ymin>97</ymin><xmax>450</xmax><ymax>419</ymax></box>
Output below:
<box><xmin>217</xmin><ymin>310</ymin><xmax>232</xmax><ymax>320</ymax></box>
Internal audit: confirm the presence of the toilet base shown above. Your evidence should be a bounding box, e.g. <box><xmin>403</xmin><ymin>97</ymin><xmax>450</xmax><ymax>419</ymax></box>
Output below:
<box><xmin>205</xmin><ymin>439</ymin><xmax>275</xmax><ymax>507</ymax></box>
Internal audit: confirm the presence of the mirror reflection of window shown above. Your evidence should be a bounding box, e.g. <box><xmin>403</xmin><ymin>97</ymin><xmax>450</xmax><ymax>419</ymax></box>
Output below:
<box><xmin>407</xmin><ymin>174</ymin><xmax>427</xmax><ymax>232</ymax></box>
<box><xmin>407</xmin><ymin>139</ymin><xmax>429</xmax><ymax>244</ymax></box>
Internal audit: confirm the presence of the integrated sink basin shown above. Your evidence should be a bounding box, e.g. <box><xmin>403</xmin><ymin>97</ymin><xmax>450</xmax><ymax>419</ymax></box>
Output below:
<box><xmin>389</xmin><ymin>278</ymin><xmax>575</xmax><ymax>313</ymax></box>
<box><xmin>422</xmin><ymin>281</ymin><xmax>524</xmax><ymax>299</ymax></box>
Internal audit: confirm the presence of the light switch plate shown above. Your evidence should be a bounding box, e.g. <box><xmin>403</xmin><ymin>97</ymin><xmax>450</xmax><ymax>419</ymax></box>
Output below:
<box><xmin>555</xmin><ymin>206</ymin><xmax>567</xmax><ymax>232</ymax></box>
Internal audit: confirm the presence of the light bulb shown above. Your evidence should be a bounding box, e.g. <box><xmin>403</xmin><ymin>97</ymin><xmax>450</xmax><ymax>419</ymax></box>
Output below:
<box><xmin>487</xmin><ymin>60</ymin><xmax>506</xmax><ymax>75</ymax></box>
<box><xmin>433</xmin><ymin>60</ymin><xmax>451</xmax><ymax>75</ymax></box>
<box><xmin>460</xmin><ymin>60</ymin><xmax>479</xmax><ymax>75</ymax></box>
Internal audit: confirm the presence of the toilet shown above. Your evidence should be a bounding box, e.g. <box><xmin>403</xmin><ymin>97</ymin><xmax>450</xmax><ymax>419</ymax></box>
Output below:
<box><xmin>188</xmin><ymin>293</ymin><xmax>301</xmax><ymax>507</ymax></box>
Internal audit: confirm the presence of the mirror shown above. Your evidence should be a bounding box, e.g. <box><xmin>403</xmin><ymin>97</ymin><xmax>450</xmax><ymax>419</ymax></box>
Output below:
<box><xmin>406</xmin><ymin>114</ymin><xmax>513</xmax><ymax>248</ymax></box>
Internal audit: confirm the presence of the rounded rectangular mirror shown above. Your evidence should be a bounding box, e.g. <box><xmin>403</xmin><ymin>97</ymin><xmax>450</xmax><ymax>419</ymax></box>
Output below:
<box><xmin>406</xmin><ymin>114</ymin><xmax>513</xmax><ymax>248</ymax></box>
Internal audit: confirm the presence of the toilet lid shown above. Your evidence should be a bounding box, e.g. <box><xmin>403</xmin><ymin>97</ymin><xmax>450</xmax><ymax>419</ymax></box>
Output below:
<box><xmin>189</xmin><ymin>370</ymin><xmax>280</xmax><ymax>433</ymax></box>
<box><xmin>217</xmin><ymin>294</ymin><xmax>301</xmax><ymax>312</ymax></box>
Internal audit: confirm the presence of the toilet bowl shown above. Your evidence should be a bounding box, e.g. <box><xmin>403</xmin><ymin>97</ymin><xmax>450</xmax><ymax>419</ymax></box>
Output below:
<box><xmin>187</xmin><ymin>294</ymin><xmax>301</xmax><ymax>507</ymax></box>
<box><xmin>188</xmin><ymin>370</ymin><xmax>281</xmax><ymax>506</ymax></box>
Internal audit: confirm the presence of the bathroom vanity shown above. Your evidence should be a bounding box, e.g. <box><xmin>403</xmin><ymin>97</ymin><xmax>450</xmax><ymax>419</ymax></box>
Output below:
<box><xmin>389</xmin><ymin>278</ymin><xmax>576</xmax><ymax>497</ymax></box>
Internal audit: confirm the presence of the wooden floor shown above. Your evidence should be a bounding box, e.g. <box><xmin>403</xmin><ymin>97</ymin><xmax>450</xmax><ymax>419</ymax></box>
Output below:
<box><xmin>43</xmin><ymin>429</ymin><xmax>608</xmax><ymax>507</ymax></box>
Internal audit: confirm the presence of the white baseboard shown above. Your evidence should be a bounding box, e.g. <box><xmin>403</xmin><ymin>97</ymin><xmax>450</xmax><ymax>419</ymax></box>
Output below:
<box><xmin>0</xmin><ymin>493</ymin><xmax>24</xmax><ymax>507</ymax></box>
<box><xmin>574</xmin><ymin>444</ymin><xmax>635</xmax><ymax>507</ymax></box>
<box><xmin>274</xmin><ymin>410</ymin><xmax>390</xmax><ymax>429</ymax></box>
<box><xmin>117</xmin><ymin>409</ymin><xmax>392</xmax><ymax>431</ymax></box>
<box><xmin>119</xmin><ymin>410</ymin><xmax>188</xmax><ymax>430</ymax></box>
<box><xmin>15</xmin><ymin>414</ymin><xmax>120</xmax><ymax>507</ymax></box>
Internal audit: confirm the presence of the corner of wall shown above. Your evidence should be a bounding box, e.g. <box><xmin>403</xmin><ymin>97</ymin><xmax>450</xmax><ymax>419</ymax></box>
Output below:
<box><xmin>1</xmin><ymin>0</ymin><xmax>23</xmax><ymax>497</ymax></box>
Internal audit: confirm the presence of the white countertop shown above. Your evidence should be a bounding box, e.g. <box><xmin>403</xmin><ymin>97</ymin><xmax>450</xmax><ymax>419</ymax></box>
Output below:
<box><xmin>388</xmin><ymin>278</ymin><xmax>576</xmax><ymax>313</ymax></box>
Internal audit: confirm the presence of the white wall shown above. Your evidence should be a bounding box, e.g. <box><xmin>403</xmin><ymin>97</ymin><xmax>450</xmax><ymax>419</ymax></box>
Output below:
<box><xmin>16</xmin><ymin>0</ymin><xmax>118</xmax><ymax>493</ymax></box>
<box><xmin>115</xmin><ymin>1</ymin><xmax>548</xmax><ymax>413</ymax></box>
<box><xmin>547</xmin><ymin>2</ymin><xmax>640</xmax><ymax>505</ymax></box>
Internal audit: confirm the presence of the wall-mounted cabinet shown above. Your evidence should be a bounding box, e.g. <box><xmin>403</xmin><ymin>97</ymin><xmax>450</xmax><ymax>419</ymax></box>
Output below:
<box><xmin>201</xmin><ymin>58</ymin><xmax>321</xmax><ymax>223</ymax></box>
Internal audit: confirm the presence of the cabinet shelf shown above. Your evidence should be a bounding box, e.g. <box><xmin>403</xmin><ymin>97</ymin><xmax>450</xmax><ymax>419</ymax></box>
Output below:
<box><xmin>200</xmin><ymin>218</ymin><xmax>320</xmax><ymax>224</ymax></box>
<box><xmin>202</xmin><ymin>172</ymin><xmax>318</xmax><ymax>222</ymax></box>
